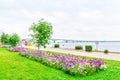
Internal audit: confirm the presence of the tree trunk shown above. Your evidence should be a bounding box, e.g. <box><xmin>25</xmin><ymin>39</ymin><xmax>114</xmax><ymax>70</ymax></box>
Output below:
<box><xmin>38</xmin><ymin>45</ymin><xmax>40</xmax><ymax>51</ymax></box>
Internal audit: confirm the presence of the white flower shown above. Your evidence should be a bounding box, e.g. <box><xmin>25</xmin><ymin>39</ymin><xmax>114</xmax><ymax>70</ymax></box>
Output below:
<box><xmin>100</xmin><ymin>64</ymin><xmax>107</xmax><ymax>69</ymax></box>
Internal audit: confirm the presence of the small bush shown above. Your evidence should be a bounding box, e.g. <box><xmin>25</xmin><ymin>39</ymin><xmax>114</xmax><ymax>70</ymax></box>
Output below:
<box><xmin>54</xmin><ymin>44</ymin><xmax>59</xmax><ymax>48</ymax></box>
<box><xmin>104</xmin><ymin>49</ymin><xmax>109</xmax><ymax>54</ymax></box>
<box><xmin>75</xmin><ymin>45</ymin><xmax>83</xmax><ymax>50</ymax></box>
<box><xmin>85</xmin><ymin>45</ymin><xmax>92</xmax><ymax>52</ymax></box>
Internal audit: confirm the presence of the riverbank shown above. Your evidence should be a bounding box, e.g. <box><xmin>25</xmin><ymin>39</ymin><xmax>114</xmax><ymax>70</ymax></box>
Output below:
<box><xmin>50</xmin><ymin>41</ymin><xmax>120</xmax><ymax>52</ymax></box>
<box><xmin>52</xmin><ymin>47</ymin><xmax>120</xmax><ymax>54</ymax></box>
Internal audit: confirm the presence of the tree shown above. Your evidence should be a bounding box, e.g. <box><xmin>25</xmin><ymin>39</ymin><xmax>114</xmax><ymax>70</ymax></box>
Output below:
<box><xmin>29</xmin><ymin>19</ymin><xmax>53</xmax><ymax>50</ymax></box>
<box><xmin>9</xmin><ymin>33</ymin><xmax>20</xmax><ymax>47</ymax></box>
<box><xmin>1</xmin><ymin>32</ymin><xmax>9</xmax><ymax>44</ymax></box>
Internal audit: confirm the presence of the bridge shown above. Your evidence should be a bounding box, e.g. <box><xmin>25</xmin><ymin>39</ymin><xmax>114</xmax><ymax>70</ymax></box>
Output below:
<box><xmin>50</xmin><ymin>39</ymin><xmax>120</xmax><ymax>50</ymax></box>
<box><xmin>51</xmin><ymin>39</ymin><xmax>120</xmax><ymax>43</ymax></box>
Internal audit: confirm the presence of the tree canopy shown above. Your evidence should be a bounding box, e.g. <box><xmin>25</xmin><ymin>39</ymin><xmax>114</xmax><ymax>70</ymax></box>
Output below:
<box><xmin>1</xmin><ymin>32</ymin><xmax>9</xmax><ymax>44</ymax></box>
<box><xmin>29</xmin><ymin>19</ymin><xmax>53</xmax><ymax>50</ymax></box>
<box><xmin>8</xmin><ymin>33</ymin><xmax>20</xmax><ymax>47</ymax></box>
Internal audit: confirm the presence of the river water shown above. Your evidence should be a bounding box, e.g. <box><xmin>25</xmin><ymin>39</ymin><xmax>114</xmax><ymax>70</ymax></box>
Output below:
<box><xmin>48</xmin><ymin>41</ymin><xmax>120</xmax><ymax>52</ymax></box>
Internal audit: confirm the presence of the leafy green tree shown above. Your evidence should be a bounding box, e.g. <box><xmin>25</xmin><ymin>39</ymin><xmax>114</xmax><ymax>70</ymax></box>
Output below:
<box><xmin>29</xmin><ymin>19</ymin><xmax>53</xmax><ymax>50</ymax></box>
<box><xmin>9</xmin><ymin>33</ymin><xmax>20</xmax><ymax>47</ymax></box>
<box><xmin>1</xmin><ymin>32</ymin><xmax>9</xmax><ymax>44</ymax></box>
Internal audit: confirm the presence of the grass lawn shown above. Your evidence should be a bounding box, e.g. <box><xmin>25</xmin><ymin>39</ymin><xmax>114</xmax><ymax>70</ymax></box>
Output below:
<box><xmin>0</xmin><ymin>48</ymin><xmax>120</xmax><ymax>80</ymax></box>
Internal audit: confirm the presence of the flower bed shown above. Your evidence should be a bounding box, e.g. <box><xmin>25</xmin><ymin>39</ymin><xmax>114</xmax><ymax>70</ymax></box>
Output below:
<box><xmin>9</xmin><ymin>47</ymin><xmax>107</xmax><ymax>76</ymax></box>
<box><xmin>9</xmin><ymin>47</ymin><xmax>28</xmax><ymax>52</ymax></box>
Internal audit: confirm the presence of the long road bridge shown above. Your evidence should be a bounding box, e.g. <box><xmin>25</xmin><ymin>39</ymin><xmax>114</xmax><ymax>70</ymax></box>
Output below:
<box><xmin>51</xmin><ymin>39</ymin><xmax>120</xmax><ymax>50</ymax></box>
<box><xmin>51</xmin><ymin>39</ymin><xmax>120</xmax><ymax>43</ymax></box>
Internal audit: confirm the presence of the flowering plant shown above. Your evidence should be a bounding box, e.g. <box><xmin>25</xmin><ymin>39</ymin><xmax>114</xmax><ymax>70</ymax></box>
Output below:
<box><xmin>9</xmin><ymin>47</ymin><xmax>107</xmax><ymax>76</ymax></box>
<box><xmin>9</xmin><ymin>47</ymin><xmax>28</xmax><ymax>52</ymax></box>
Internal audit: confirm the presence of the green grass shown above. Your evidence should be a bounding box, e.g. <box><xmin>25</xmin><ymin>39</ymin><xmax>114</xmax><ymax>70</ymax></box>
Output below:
<box><xmin>0</xmin><ymin>48</ymin><xmax>120</xmax><ymax>80</ymax></box>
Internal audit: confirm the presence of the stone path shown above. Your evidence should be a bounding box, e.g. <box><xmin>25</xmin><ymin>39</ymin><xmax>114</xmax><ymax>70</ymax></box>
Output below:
<box><xmin>41</xmin><ymin>48</ymin><xmax>120</xmax><ymax>61</ymax></box>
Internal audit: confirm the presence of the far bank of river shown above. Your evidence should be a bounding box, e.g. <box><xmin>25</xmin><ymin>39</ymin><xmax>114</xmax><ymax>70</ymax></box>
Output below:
<box><xmin>48</xmin><ymin>41</ymin><xmax>120</xmax><ymax>52</ymax></box>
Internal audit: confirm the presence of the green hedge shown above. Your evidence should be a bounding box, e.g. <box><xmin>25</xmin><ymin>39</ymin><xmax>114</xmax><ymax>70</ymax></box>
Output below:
<box><xmin>85</xmin><ymin>45</ymin><xmax>92</xmax><ymax>52</ymax></box>
<box><xmin>104</xmin><ymin>49</ymin><xmax>109</xmax><ymax>54</ymax></box>
<box><xmin>75</xmin><ymin>45</ymin><xmax>83</xmax><ymax>50</ymax></box>
<box><xmin>54</xmin><ymin>44</ymin><xmax>59</xmax><ymax>48</ymax></box>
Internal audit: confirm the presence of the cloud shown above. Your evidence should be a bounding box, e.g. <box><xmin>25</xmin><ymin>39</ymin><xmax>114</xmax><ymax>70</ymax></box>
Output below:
<box><xmin>79</xmin><ymin>11</ymin><xmax>104</xmax><ymax>19</ymax></box>
<box><xmin>0</xmin><ymin>0</ymin><xmax>120</xmax><ymax>40</ymax></box>
<box><xmin>0</xmin><ymin>0</ymin><xmax>16</xmax><ymax>3</ymax></box>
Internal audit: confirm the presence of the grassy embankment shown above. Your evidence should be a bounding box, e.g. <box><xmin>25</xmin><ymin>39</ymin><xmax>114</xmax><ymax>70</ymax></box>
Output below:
<box><xmin>0</xmin><ymin>48</ymin><xmax>120</xmax><ymax>80</ymax></box>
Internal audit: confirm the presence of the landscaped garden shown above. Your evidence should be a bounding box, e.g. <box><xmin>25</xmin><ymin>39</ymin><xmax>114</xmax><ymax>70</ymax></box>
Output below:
<box><xmin>0</xmin><ymin>19</ymin><xmax>120</xmax><ymax>80</ymax></box>
<box><xmin>9</xmin><ymin>47</ymin><xmax>107</xmax><ymax>76</ymax></box>
<box><xmin>0</xmin><ymin>47</ymin><xmax>120</xmax><ymax>80</ymax></box>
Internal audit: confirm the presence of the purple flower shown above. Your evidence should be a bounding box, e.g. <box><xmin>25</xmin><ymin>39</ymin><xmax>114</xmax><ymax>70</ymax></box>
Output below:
<box><xmin>79</xmin><ymin>67</ymin><xmax>83</xmax><ymax>71</ymax></box>
<box><xmin>65</xmin><ymin>60</ymin><xmax>76</xmax><ymax>69</ymax></box>
<box><xmin>9</xmin><ymin>47</ymin><xmax>106</xmax><ymax>76</ymax></box>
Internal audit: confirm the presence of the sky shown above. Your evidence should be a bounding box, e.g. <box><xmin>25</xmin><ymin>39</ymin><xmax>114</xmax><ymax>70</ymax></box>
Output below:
<box><xmin>0</xmin><ymin>0</ymin><xmax>120</xmax><ymax>40</ymax></box>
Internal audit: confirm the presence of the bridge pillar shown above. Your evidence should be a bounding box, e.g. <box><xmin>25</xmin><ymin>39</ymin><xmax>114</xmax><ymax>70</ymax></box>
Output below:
<box><xmin>65</xmin><ymin>40</ymin><xmax>68</xmax><ymax>43</ymax></box>
<box><xmin>53</xmin><ymin>40</ymin><xmax>56</xmax><ymax>43</ymax></box>
<box><xmin>95</xmin><ymin>41</ymin><xmax>99</xmax><ymax>51</ymax></box>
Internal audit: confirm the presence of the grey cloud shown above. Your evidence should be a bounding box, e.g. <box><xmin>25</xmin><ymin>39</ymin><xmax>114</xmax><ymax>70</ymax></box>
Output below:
<box><xmin>0</xmin><ymin>0</ymin><xmax>120</xmax><ymax>40</ymax></box>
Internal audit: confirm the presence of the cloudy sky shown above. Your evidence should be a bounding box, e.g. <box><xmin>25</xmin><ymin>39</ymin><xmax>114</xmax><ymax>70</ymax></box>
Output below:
<box><xmin>0</xmin><ymin>0</ymin><xmax>120</xmax><ymax>40</ymax></box>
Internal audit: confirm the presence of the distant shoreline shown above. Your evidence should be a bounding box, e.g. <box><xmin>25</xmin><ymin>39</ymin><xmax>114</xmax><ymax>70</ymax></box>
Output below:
<box><xmin>22</xmin><ymin>46</ymin><xmax>120</xmax><ymax>54</ymax></box>
<box><xmin>51</xmin><ymin>47</ymin><xmax>120</xmax><ymax>54</ymax></box>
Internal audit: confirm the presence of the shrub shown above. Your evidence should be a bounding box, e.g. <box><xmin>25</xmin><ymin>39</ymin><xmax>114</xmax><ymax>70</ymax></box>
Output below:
<box><xmin>104</xmin><ymin>49</ymin><xmax>109</xmax><ymax>54</ymax></box>
<box><xmin>9</xmin><ymin>47</ymin><xmax>107</xmax><ymax>76</ymax></box>
<box><xmin>85</xmin><ymin>45</ymin><xmax>92</xmax><ymax>52</ymax></box>
<box><xmin>75</xmin><ymin>45</ymin><xmax>83</xmax><ymax>50</ymax></box>
<box><xmin>54</xmin><ymin>44</ymin><xmax>59</xmax><ymax>48</ymax></box>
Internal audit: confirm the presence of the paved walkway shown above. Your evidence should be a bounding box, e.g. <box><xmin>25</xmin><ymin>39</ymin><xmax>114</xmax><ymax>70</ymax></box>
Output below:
<box><xmin>41</xmin><ymin>48</ymin><xmax>120</xmax><ymax>61</ymax></box>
